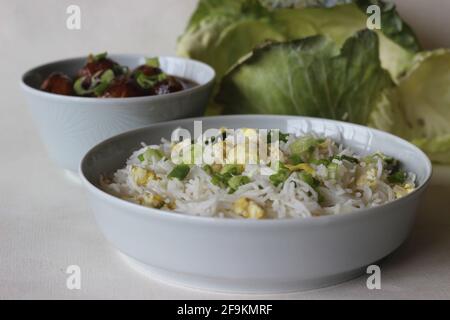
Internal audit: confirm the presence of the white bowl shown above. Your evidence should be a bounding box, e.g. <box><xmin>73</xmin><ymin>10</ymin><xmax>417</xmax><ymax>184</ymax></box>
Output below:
<box><xmin>21</xmin><ymin>55</ymin><xmax>215</xmax><ymax>173</ymax></box>
<box><xmin>79</xmin><ymin>115</ymin><xmax>432</xmax><ymax>293</ymax></box>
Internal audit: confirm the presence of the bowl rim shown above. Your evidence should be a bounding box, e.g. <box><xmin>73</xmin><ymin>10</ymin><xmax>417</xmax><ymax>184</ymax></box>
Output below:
<box><xmin>79</xmin><ymin>114</ymin><xmax>433</xmax><ymax>227</ymax></box>
<box><xmin>20</xmin><ymin>54</ymin><xmax>216</xmax><ymax>104</ymax></box>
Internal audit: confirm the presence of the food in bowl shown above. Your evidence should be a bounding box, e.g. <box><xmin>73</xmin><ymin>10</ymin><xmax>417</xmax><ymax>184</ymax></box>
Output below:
<box><xmin>101</xmin><ymin>128</ymin><xmax>416</xmax><ymax>219</ymax></box>
<box><xmin>80</xmin><ymin>115</ymin><xmax>431</xmax><ymax>292</ymax></box>
<box><xmin>40</xmin><ymin>53</ymin><xmax>197</xmax><ymax>98</ymax></box>
<box><xmin>21</xmin><ymin>55</ymin><xmax>215</xmax><ymax>173</ymax></box>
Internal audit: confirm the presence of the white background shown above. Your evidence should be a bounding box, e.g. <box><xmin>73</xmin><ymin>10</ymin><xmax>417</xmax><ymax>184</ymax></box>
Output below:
<box><xmin>1</xmin><ymin>0</ymin><xmax>450</xmax><ymax>299</ymax></box>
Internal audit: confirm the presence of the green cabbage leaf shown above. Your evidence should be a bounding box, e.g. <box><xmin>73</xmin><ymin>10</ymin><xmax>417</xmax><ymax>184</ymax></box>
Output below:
<box><xmin>217</xmin><ymin>30</ymin><xmax>394</xmax><ymax>125</ymax></box>
<box><xmin>177</xmin><ymin>0</ymin><xmax>420</xmax><ymax>80</ymax></box>
<box><xmin>382</xmin><ymin>50</ymin><xmax>450</xmax><ymax>163</ymax></box>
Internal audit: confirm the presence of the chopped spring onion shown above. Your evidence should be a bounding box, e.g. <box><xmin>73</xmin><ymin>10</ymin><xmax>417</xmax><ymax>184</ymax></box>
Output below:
<box><xmin>168</xmin><ymin>164</ymin><xmax>190</xmax><ymax>180</ymax></box>
<box><xmin>289</xmin><ymin>136</ymin><xmax>319</xmax><ymax>155</ymax></box>
<box><xmin>289</xmin><ymin>154</ymin><xmax>303</xmax><ymax>165</ymax></box>
<box><xmin>136</xmin><ymin>72</ymin><xmax>167</xmax><ymax>89</ymax></box>
<box><xmin>73</xmin><ymin>77</ymin><xmax>89</xmax><ymax>96</ymax></box>
<box><xmin>388</xmin><ymin>170</ymin><xmax>407</xmax><ymax>184</ymax></box>
<box><xmin>93</xmin><ymin>52</ymin><xmax>107</xmax><ymax>61</ymax></box>
<box><xmin>93</xmin><ymin>69</ymin><xmax>115</xmax><ymax>96</ymax></box>
<box><xmin>220</xmin><ymin>164</ymin><xmax>244</xmax><ymax>175</ymax></box>
<box><xmin>228</xmin><ymin>175</ymin><xmax>251</xmax><ymax>192</ymax></box>
<box><xmin>207</xmin><ymin>164</ymin><xmax>245</xmax><ymax>188</ymax></box>
<box><xmin>202</xmin><ymin>164</ymin><xmax>213</xmax><ymax>175</ymax></box>
<box><xmin>73</xmin><ymin>69</ymin><xmax>115</xmax><ymax>96</ymax></box>
<box><xmin>211</xmin><ymin>173</ymin><xmax>227</xmax><ymax>187</ymax></box>
<box><xmin>112</xmin><ymin>64</ymin><xmax>128</xmax><ymax>75</ymax></box>
<box><xmin>269</xmin><ymin>162</ymin><xmax>290</xmax><ymax>187</ymax></box>
<box><xmin>138</xmin><ymin>148</ymin><xmax>164</xmax><ymax>162</ymax></box>
<box><xmin>145</xmin><ymin>57</ymin><xmax>160</xmax><ymax>68</ymax></box>
<box><xmin>327</xmin><ymin>162</ymin><xmax>339</xmax><ymax>179</ymax></box>
<box><xmin>333</xmin><ymin>155</ymin><xmax>359</xmax><ymax>164</ymax></box>
<box><xmin>298</xmin><ymin>172</ymin><xmax>320</xmax><ymax>189</ymax></box>
<box><xmin>267</xmin><ymin>130</ymin><xmax>289</xmax><ymax>143</ymax></box>
<box><xmin>279</xmin><ymin>132</ymin><xmax>290</xmax><ymax>143</ymax></box>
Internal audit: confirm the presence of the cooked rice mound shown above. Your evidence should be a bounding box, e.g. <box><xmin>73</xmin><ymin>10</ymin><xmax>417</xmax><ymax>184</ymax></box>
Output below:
<box><xmin>101</xmin><ymin>129</ymin><xmax>416</xmax><ymax>219</ymax></box>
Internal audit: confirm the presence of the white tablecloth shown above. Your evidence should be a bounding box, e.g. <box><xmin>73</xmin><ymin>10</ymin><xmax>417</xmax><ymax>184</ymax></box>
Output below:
<box><xmin>1</xmin><ymin>0</ymin><xmax>450</xmax><ymax>299</ymax></box>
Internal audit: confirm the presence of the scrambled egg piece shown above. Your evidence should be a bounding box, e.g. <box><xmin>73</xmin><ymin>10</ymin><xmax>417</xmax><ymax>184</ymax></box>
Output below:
<box><xmin>121</xmin><ymin>193</ymin><xmax>166</xmax><ymax>209</ymax></box>
<box><xmin>356</xmin><ymin>168</ymin><xmax>377</xmax><ymax>188</ymax></box>
<box><xmin>393</xmin><ymin>183</ymin><xmax>415</xmax><ymax>199</ymax></box>
<box><xmin>163</xmin><ymin>201</ymin><xmax>176</xmax><ymax>210</ymax></box>
<box><xmin>233</xmin><ymin>197</ymin><xmax>265</xmax><ymax>219</ymax></box>
<box><xmin>131</xmin><ymin>165</ymin><xmax>158</xmax><ymax>186</ymax></box>
<box><xmin>404</xmin><ymin>183</ymin><xmax>415</xmax><ymax>192</ymax></box>
<box><xmin>138</xmin><ymin>193</ymin><xmax>165</xmax><ymax>208</ymax></box>
<box><xmin>285</xmin><ymin>163</ymin><xmax>315</xmax><ymax>175</ymax></box>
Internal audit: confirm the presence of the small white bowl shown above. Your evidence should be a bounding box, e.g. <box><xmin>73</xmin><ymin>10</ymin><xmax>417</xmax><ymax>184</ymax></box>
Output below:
<box><xmin>80</xmin><ymin>115</ymin><xmax>432</xmax><ymax>293</ymax></box>
<box><xmin>21</xmin><ymin>55</ymin><xmax>215</xmax><ymax>174</ymax></box>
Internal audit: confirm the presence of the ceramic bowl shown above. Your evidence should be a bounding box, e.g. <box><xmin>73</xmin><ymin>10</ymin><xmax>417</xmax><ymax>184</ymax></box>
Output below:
<box><xmin>21</xmin><ymin>55</ymin><xmax>215</xmax><ymax>174</ymax></box>
<box><xmin>79</xmin><ymin>115</ymin><xmax>432</xmax><ymax>293</ymax></box>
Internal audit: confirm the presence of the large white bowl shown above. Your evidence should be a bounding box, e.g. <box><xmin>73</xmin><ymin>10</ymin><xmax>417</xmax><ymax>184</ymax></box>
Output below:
<box><xmin>80</xmin><ymin>115</ymin><xmax>432</xmax><ymax>293</ymax></box>
<box><xmin>21</xmin><ymin>55</ymin><xmax>215</xmax><ymax>174</ymax></box>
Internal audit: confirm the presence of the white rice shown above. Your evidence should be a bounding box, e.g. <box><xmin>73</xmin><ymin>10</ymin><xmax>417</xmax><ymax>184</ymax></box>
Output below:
<box><xmin>101</xmin><ymin>130</ymin><xmax>416</xmax><ymax>219</ymax></box>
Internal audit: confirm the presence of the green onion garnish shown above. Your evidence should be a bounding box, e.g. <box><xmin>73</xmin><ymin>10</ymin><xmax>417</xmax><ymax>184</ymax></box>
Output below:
<box><xmin>93</xmin><ymin>52</ymin><xmax>108</xmax><ymax>61</ymax></box>
<box><xmin>327</xmin><ymin>162</ymin><xmax>339</xmax><ymax>180</ymax></box>
<box><xmin>289</xmin><ymin>136</ymin><xmax>319</xmax><ymax>155</ymax></box>
<box><xmin>168</xmin><ymin>164</ymin><xmax>190</xmax><ymax>180</ymax></box>
<box><xmin>145</xmin><ymin>57</ymin><xmax>160</xmax><ymax>68</ymax></box>
<box><xmin>267</xmin><ymin>131</ymin><xmax>289</xmax><ymax>143</ymax></box>
<box><xmin>220</xmin><ymin>164</ymin><xmax>244</xmax><ymax>175</ymax></box>
<box><xmin>333</xmin><ymin>155</ymin><xmax>359</xmax><ymax>164</ymax></box>
<box><xmin>298</xmin><ymin>172</ymin><xmax>320</xmax><ymax>189</ymax></box>
<box><xmin>138</xmin><ymin>148</ymin><xmax>164</xmax><ymax>162</ymax></box>
<box><xmin>279</xmin><ymin>132</ymin><xmax>289</xmax><ymax>143</ymax></box>
<box><xmin>227</xmin><ymin>175</ymin><xmax>251</xmax><ymax>193</ymax></box>
<box><xmin>289</xmin><ymin>154</ymin><xmax>303</xmax><ymax>165</ymax></box>
<box><xmin>269</xmin><ymin>162</ymin><xmax>290</xmax><ymax>187</ymax></box>
<box><xmin>73</xmin><ymin>69</ymin><xmax>115</xmax><ymax>97</ymax></box>
<box><xmin>73</xmin><ymin>77</ymin><xmax>89</xmax><ymax>96</ymax></box>
<box><xmin>211</xmin><ymin>173</ymin><xmax>227</xmax><ymax>187</ymax></box>
<box><xmin>388</xmin><ymin>170</ymin><xmax>407</xmax><ymax>184</ymax></box>
<box><xmin>136</xmin><ymin>72</ymin><xmax>167</xmax><ymax>89</ymax></box>
<box><xmin>93</xmin><ymin>69</ymin><xmax>115</xmax><ymax>96</ymax></box>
